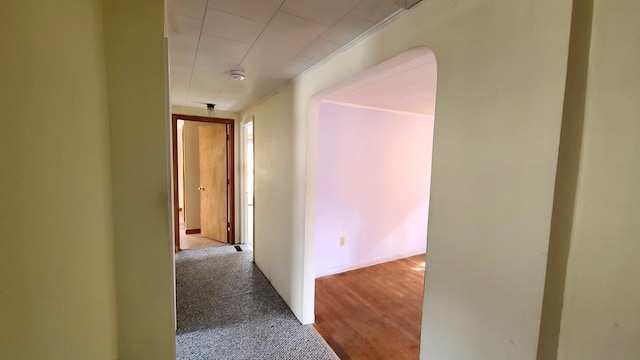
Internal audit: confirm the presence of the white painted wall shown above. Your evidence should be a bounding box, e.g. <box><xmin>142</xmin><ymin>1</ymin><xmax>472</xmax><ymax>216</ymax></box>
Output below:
<box><xmin>315</xmin><ymin>102</ymin><xmax>432</xmax><ymax>277</ymax></box>
<box><xmin>557</xmin><ymin>1</ymin><xmax>640</xmax><ymax>358</ymax></box>
<box><xmin>0</xmin><ymin>1</ymin><xmax>118</xmax><ymax>358</ymax></box>
<box><xmin>241</xmin><ymin>86</ymin><xmax>297</xmax><ymax>304</ymax></box>
<box><xmin>241</xmin><ymin>1</ymin><xmax>575</xmax><ymax>358</ymax></box>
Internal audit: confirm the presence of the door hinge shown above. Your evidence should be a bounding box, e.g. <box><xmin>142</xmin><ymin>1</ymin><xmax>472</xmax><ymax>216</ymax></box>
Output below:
<box><xmin>226</xmin><ymin>134</ymin><xmax>229</xmax><ymax>140</ymax></box>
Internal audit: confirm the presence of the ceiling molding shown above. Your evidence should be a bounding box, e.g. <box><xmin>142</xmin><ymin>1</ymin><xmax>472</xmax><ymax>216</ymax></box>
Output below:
<box><xmin>321</xmin><ymin>100</ymin><xmax>432</xmax><ymax>118</ymax></box>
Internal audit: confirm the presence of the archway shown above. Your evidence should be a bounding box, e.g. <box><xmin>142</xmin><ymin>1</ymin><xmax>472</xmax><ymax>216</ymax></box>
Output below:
<box><xmin>303</xmin><ymin>47</ymin><xmax>438</xmax><ymax>357</ymax></box>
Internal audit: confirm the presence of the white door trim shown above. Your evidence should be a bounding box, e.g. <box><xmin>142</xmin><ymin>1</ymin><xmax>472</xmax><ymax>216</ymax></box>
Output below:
<box><xmin>240</xmin><ymin>117</ymin><xmax>254</xmax><ymax>253</ymax></box>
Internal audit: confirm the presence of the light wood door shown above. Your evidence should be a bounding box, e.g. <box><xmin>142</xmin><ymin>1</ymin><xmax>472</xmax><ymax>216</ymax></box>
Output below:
<box><xmin>199</xmin><ymin>123</ymin><xmax>228</xmax><ymax>242</ymax></box>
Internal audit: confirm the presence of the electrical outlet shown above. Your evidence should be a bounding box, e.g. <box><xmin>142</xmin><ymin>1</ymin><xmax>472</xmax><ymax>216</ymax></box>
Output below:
<box><xmin>340</xmin><ymin>236</ymin><xmax>345</xmax><ymax>246</ymax></box>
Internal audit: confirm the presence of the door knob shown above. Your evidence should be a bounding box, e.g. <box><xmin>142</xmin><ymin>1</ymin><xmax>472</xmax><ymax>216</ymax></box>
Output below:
<box><xmin>198</xmin><ymin>186</ymin><xmax>205</xmax><ymax>191</ymax></box>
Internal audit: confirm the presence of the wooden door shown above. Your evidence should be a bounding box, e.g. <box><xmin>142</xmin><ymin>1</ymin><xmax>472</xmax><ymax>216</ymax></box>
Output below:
<box><xmin>199</xmin><ymin>123</ymin><xmax>228</xmax><ymax>242</ymax></box>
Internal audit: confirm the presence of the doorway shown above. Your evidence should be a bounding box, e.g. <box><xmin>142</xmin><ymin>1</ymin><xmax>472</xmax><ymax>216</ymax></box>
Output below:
<box><xmin>172</xmin><ymin>114</ymin><xmax>236</xmax><ymax>251</ymax></box>
<box><xmin>240</xmin><ymin>119</ymin><xmax>255</xmax><ymax>250</ymax></box>
<box><xmin>305</xmin><ymin>47</ymin><xmax>438</xmax><ymax>358</ymax></box>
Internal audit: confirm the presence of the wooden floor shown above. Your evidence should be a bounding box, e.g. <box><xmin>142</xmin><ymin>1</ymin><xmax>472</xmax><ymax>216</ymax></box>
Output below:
<box><xmin>314</xmin><ymin>254</ymin><xmax>426</xmax><ymax>360</ymax></box>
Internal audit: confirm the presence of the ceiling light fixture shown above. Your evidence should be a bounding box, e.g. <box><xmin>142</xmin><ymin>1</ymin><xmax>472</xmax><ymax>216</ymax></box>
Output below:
<box><xmin>230</xmin><ymin>69</ymin><xmax>246</xmax><ymax>81</ymax></box>
<box><xmin>206</xmin><ymin>103</ymin><xmax>215</xmax><ymax>116</ymax></box>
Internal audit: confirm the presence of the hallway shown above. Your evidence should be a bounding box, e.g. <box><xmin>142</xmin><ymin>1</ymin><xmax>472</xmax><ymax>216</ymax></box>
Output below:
<box><xmin>175</xmin><ymin>246</ymin><xmax>337</xmax><ymax>360</ymax></box>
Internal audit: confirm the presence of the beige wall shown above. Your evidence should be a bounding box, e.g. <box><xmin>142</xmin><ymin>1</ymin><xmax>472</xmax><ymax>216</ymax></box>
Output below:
<box><xmin>183</xmin><ymin>121</ymin><xmax>201</xmax><ymax>230</ymax></box>
<box><xmin>242</xmin><ymin>0</ymin><xmax>575</xmax><ymax>358</ymax></box>
<box><xmin>103</xmin><ymin>0</ymin><xmax>175</xmax><ymax>359</ymax></box>
<box><xmin>537</xmin><ymin>0</ymin><xmax>594</xmax><ymax>357</ymax></box>
<box><xmin>177</xmin><ymin>125</ymin><xmax>184</xmax><ymax>209</ymax></box>
<box><xmin>557</xmin><ymin>0</ymin><xmax>640</xmax><ymax>358</ymax></box>
<box><xmin>172</xmin><ymin>105</ymin><xmax>239</xmax><ymax>122</ymax></box>
<box><xmin>0</xmin><ymin>0</ymin><xmax>118</xmax><ymax>359</ymax></box>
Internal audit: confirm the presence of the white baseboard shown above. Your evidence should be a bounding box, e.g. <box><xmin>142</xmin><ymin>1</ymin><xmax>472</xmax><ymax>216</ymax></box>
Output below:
<box><xmin>316</xmin><ymin>248</ymin><xmax>426</xmax><ymax>278</ymax></box>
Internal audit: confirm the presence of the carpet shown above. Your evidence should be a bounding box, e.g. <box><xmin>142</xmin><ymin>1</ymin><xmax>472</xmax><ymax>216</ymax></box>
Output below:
<box><xmin>176</xmin><ymin>245</ymin><xmax>339</xmax><ymax>360</ymax></box>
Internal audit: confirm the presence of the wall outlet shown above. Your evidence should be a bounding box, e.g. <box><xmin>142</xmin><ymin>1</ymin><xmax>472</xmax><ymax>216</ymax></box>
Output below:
<box><xmin>340</xmin><ymin>236</ymin><xmax>345</xmax><ymax>246</ymax></box>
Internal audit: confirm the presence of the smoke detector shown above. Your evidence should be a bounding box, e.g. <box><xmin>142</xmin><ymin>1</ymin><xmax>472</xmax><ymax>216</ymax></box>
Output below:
<box><xmin>230</xmin><ymin>69</ymin><xmax>246</xmax><ymax>81</ymax></box>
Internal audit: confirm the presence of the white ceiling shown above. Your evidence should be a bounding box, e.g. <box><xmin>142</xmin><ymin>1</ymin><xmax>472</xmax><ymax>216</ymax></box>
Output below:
<box><xmin>167</xmin><ymin>0</ymin><xmax>412</xmax><ymax>112</ymax></box>
<box><xmin>323</xmin><ymin>51</ymin><xmax>437</xmax><ymax>116</ymax></box>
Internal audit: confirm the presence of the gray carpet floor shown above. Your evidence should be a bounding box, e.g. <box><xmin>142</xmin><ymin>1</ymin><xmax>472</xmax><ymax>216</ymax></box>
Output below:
<box><xmin>176</xmin><ymin>245</ymin><xmax>339</xmax><ymax>360</ymax></box>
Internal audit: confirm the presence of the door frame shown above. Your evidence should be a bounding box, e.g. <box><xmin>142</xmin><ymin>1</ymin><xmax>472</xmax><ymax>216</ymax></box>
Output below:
<box><xmin>239</xmin><ymin>117</ymin><xmax>254</xmax><ymax>251</ymax></box>
<box><xmin>171</xmin><ymin>113</ymin><xmax>235</xmax><ymax>251</ymax></box>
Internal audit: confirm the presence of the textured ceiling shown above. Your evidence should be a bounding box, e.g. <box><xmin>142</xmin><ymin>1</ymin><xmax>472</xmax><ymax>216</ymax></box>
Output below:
<box><xmin>167</xmin><ymin>0</ymin><xmax>413</xmax><ymax>112</ymax></box>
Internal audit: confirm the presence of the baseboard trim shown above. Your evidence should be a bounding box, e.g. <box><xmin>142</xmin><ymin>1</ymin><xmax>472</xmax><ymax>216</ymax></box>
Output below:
<box><xmin>316</xmin><ymin>249</ymin><xmax>426</xmax><ymax>278</ymax></box>
<box><xmin>185</xmin><ymin>228</ymin><xmax>201</xmax><ymax>234</ymax></box>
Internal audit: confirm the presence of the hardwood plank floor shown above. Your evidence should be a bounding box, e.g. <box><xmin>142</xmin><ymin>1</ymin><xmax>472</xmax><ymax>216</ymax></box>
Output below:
<box><xmin>314</xmin><ymin>254</ymin><xmax>426</xmax><ymax>360</ymax></box>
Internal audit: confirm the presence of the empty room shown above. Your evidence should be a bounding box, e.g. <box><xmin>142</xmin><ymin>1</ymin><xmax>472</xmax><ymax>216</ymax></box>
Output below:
<box><xmin>311</xmin><ymin>49</ymin><xmax>437</xmax><ymax>359</ymax></box>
